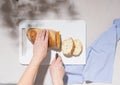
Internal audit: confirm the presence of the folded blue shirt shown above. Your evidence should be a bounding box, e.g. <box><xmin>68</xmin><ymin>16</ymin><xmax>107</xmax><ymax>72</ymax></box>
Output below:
<box><xmin>64</xmin><ymin>19</ymin><xmax>120</xmax><ymax>84</ymax></box>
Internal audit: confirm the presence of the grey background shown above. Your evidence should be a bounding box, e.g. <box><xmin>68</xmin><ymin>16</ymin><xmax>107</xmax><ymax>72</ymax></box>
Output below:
<box><xmin>0</xmin><ymin>0</ymin><xmax>120</xmax><ymax>85</ymax></box>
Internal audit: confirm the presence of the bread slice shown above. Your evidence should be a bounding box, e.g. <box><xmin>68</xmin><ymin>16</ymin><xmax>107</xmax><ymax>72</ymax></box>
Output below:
<box><xmin>26</xmin><ymin>28</ymin><xmax>61</xmax><ymax>50</ymax></box>
<box><xmin>62</xmin><ymin>38</ymin><xmax>82</xmax><ymax>57</ymax></box>
<box><xmin>73</xmin><ymin>39</ymin><xmax>82</xmax><ymax>56</ymax></box>
<box><xmin>48</xmin><ymin>30</ymin><xmax>57</xmax><ymax>48</ymax></box>
<box><xmin>56</xmin><ymin>32</ymin><xmax>61</xmax><ymax>49</ymax></box>
<box><xmin>62</xmin><ymin>38</ymin><xmax>74</xmax><ymax>57</ymax></box>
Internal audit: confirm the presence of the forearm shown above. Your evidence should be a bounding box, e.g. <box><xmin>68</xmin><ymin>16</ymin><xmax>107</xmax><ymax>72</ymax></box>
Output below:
<box><xmin>18</xmin><ymin>57</ymin><xmax>42</xmax><ymax>85</ymax></box>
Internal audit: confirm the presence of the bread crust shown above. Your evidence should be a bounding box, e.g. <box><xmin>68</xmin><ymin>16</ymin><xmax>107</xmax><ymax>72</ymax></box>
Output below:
<box><xmin>26</xmin><ymin>28</ymin><xmax>41</xmax><ymax>44</ymax></box>
<box><xmin>48</xmin><ymin>30</ymin><xmax>56</xmax><ymax>48</ymax></box>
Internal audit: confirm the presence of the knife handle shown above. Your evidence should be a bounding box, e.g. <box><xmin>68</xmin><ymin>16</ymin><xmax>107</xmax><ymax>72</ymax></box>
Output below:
<box><xmin>56</xmin><ymin>53</ymin><xmax>58</xmax><ymax>59</ymax></box>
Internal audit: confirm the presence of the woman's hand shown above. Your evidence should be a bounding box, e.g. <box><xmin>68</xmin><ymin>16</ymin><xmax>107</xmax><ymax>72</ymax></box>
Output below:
<box><xmin>50</xmin><ymin>55</ymin><xmax>65</xmax><ymax>85</ymax></box>
<box><xmin>32</xmin><ymin>30</ymin><xmax>49</xmax><ymax>64</ymax></box>
<box><xmin>18</xmin><ymin>30</ymin><xmax>49</xmax><ymax>85</ymax></box>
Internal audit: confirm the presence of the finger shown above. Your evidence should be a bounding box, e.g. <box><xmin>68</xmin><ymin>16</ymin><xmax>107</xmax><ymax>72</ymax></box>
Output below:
<box><xmin>58</xmin><ymin>63</ymin><xmax>64</xmax><ymax>69</ymax></box>
<box><xmin>35</xmin><ymin>31</ymin><xmax>42</xmax><ymax>43</ymax></box>
<box><xmin>57</xmin><ymin>62</ymin><xmax>64</xmax><ymax>71</ymax></box>
<box><xmin>57</xmin><ymin>56</ymin><xmax>64</xmax><ymax>66</ymax></box>
<box><xmin>34</xmin><ymin>35</ymin><xmax>39</xmax><ymax>45</ymax></box>
<box><xmin>41</xmin><ymin>30</ymin><xmax>46</xmax><ymax>40</ymax></box>
<box><xmin>44</xmin><ymin>30</ymin><xmax>49</xmax><ymax>48</ymax></box>
<box><xmin>57</xmin><ymin>59</ymin><xmax>64</xmax><ymax>67</ymax></box>
<box><xmin>44</xmin><ymin>30</ymin><xmax>49</xmax><ymax>42</ymax></box>
<box><xmin>38</xmin><ymin>31</ymin><xmax>42</xmax><ymax>38</ymax></box>
<box><xmin>58</xmin><ymin>60</ymin><xmax>62</xmax><ymax>65</ymax></box>
<box><xmin>56</xmin><ymin>56</ymin><xmax>62</xmax><ymax>64</ymax></box>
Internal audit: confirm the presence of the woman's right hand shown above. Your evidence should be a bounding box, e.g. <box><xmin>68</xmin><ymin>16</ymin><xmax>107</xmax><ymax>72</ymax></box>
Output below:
<box><xmin>50</xmin><ymin>55</ymin><xmax>65</xmax><ymax>85</ymax></box>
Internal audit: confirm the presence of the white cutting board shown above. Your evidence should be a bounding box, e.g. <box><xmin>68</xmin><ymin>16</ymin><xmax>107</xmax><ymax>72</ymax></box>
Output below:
<box><xmin>19</xmin><ymin>20</ymin><xmax>86</xmax><ymax>65</ymax></box>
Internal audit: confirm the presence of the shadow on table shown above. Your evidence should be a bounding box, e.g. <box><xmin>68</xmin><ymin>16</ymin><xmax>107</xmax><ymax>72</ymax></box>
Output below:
<box><xmin>34</xmin><ymin>50</ymin><xmax>51</xmax><ymax>85</ymax></box>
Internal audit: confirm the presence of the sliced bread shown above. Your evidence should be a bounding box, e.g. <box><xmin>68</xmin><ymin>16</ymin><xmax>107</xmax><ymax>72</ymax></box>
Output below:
<box><xmin>62</xmin><ymin>38</ymin><xmax>74</xmax><ymax>57</ymax></box>
<box><xmin>73</xmin><ymin>39</ymin><xmax>82</xmax><ymax>56</ymax></box>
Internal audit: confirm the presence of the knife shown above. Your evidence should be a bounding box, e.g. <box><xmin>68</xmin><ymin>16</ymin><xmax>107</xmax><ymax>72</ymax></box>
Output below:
<box><xmin>56</xmin><ymin>53</ymin><xmax>58</xmax><ymax>59</ymax></box>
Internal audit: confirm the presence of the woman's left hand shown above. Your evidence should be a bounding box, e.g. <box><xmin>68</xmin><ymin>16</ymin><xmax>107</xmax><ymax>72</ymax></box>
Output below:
<box><xmin>32</xmin><ymin>30</ymin><xmax>49</xmax><ymax>63</ymax></box>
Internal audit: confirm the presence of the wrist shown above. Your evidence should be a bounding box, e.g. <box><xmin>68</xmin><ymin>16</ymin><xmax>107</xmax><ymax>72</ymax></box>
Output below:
<box><xmin>30</xmin><ymin>56</ymin><xmax>43</xmax><ymax>66</ymax></box>
<box><xmin>53</xmin><ymin>79</ymin><xmax>64</xmax><ymax>85</ymax></box>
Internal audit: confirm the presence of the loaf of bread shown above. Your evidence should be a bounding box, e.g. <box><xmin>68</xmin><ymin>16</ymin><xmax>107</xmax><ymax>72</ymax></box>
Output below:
<box><xmin>62</xmin><ymin>38</ymin><xmax>82</xmax><ymax>57</ymax></box>
<box><xmin>26</xmin><ymin>28</ymin><xmax>61</xmax><ymax>49</ymax></box>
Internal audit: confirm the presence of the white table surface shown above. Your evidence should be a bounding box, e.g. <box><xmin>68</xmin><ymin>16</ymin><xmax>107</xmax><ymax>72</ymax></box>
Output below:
<box><xmin>0</xmin><ymin>0</ymin><xmax>120</xmax><ymax>85</ymax></box>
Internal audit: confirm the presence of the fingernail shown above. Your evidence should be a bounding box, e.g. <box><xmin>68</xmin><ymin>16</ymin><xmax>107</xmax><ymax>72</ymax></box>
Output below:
<box><xmin>56</xmin><ymin>53</ymin><xmax>58</xmax><ymax>59</ymax></box>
